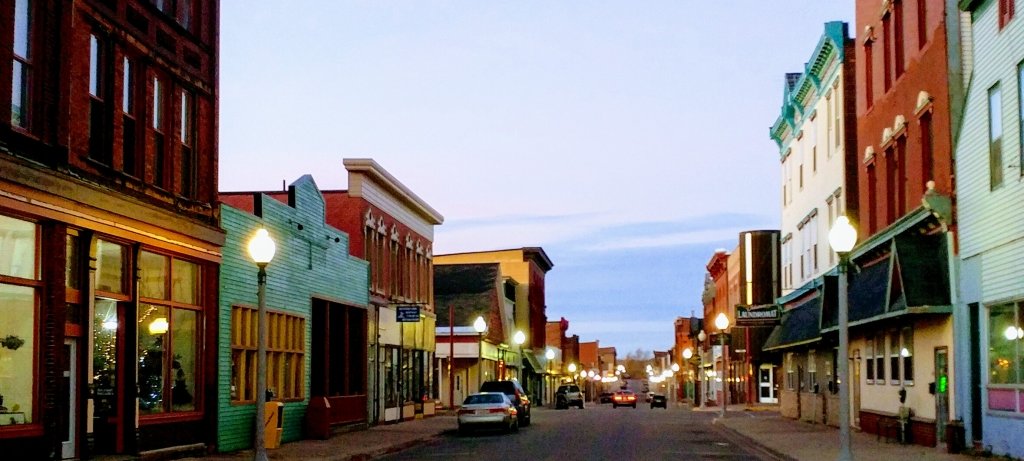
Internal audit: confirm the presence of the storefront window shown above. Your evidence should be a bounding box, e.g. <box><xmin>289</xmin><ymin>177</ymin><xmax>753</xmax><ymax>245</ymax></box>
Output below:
<box><xmin>0</xmin><ymin>284</ymin><xmax>36</xmax><ymax>425</ymax></box>
<box><xmin>95</xmin><ymin>240</ymin><xmax>126</xmax><ymax>294</ymax></box>
<box><xmin>171</xmin><ymin>259</ymin><xmax>198</xmax><ymax>305</ymax></box>
<box><xmin>0</xmin><ymin>215</ymin><xmax>37</xmax><ymax>427</ymax></box>
<box><xmin>0</xmin><ymin>214</ymin><xmax>36</xmax><ymax>279</ymax></box>
<box><xmin>139</xmin><ymin>251</ymin><xmax>168</xmax><ymax>299</ymax></box>
<box><xmin>137</xmin><ymin>251</ymin><xmax>202</xmax><ymax>414</ymax></box>
<box><xmin>989</xmin><ymin>303</ymin><xmax>1021</xmax><ymax>385</ymax></box>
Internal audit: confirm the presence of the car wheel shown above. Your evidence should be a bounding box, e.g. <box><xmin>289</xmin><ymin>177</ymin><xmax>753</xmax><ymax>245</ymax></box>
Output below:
<box><xmin>458</xmin><ymin>424</ymin><xmax>469</xmax><ymax>436</ymax></box>
<box><xmin>612</xmin><ymin>403</ymin><xmax>617</xmax><ymax>408</ymax></box>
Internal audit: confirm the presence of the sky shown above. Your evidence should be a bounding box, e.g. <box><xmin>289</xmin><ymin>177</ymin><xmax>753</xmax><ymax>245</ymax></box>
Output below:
<box><xmin>219</xmin><ymin>1</ymin><xmax>855</xmax><ymax>355</ymax></box>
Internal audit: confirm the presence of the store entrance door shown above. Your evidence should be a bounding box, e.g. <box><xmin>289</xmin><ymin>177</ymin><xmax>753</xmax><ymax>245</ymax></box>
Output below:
<box><xmin>91</xmin><ymin>298</ymin><xmax>123</xmax><ymax>454</ymax></box>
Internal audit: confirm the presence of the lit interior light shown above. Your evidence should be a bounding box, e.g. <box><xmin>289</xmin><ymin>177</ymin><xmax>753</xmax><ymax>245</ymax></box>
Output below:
<box><xmin>148</xmin><ymin>317</ymin><xmax>169</xmax><ymax>335</ymax></box>
<box><xmin>102</xmin><ymin>320</ymin><xmax>118</xmax><ymax>330</ymax></box>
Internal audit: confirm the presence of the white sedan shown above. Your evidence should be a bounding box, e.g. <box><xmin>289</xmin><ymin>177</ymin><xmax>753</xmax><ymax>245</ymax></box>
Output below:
<box><xmin>457</xmin><ymin>392</ymin><xmax>519</xmax><ymax>435</ymax></box>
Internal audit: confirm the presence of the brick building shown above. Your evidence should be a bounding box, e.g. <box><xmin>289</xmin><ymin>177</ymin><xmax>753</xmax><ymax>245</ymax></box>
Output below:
<box><xmin>0</xmin><ymin>1</ymin><xmax>222</xmax><ymax>458</ymax></box>
<box><xmin>847</xmin><ymin>0</ymin><xmax>965</xmax><ymax>446</ymax></box>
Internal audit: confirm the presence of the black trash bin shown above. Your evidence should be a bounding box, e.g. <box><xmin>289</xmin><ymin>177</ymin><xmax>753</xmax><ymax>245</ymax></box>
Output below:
<box><xmin>946</xmin><ymin>420</ymin><xmax>965</xmax><ymax>454</ymax></box>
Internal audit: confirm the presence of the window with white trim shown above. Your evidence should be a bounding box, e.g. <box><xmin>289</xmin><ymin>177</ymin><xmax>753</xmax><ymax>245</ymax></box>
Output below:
<box><xmin>786</xmin><ymin>353</ymin><xmax>796</xmax><ymax>390</ymax></box>
<box><xmin>808</xmin><ymin>350</ymin><xmax>818</xmax><ymax>392</ymax></box>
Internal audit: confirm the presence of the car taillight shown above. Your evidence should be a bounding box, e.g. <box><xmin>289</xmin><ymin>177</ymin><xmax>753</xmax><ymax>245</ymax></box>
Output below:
<box><xmin>509</xmin><ymin>407</ymin><xmax>518</xmax><ymax>415</ymax></box>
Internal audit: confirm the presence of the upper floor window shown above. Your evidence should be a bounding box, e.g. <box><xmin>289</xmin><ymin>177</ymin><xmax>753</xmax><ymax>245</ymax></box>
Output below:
<box><xmin>122</xmin><ymin>57</ymin><xmax>142</xmax><ymax>178</ymax></box>
<box><xmin>917</xmin><ymin>0</ymin><xmax>927</xmax><ymax>48</ymax></box>
<box><xmin>1000</xmin><ymin>0</ymin><xmax>1016</xmax><ymax>29</ymax></box>
<box><xmin>882</xmin><ymin>15</ymin><xmax>892</xmax><ymax>92</ymax></box>
<box><xmin>864</xmin><ymin>40</ymin><xmax>874</xmax><ymax>109</ymax></box>
<box><xmin>989</xmin><ymin>85</ymin><xmax>1004</xmax><ymax>189</ymax></box>
<box><xmin>11</xmin><ymin>0</ymin><xmax>32</xmax><ymax>129</ymax></box>
<box><xmin>893</xmin><ymin>0</ymin><xmax>905</xmax><ymax>79</ymax></box>
<box><xmin>834</xmin><ymin>85</ymin><xmax>841</xmax><ymax>148</ymax></box>
<box><xmin>1018</xmin><ymin>62</ymin><xmax>1023</xmax><ymax>178</ymax></box>
<box><xmin>180</xmin><ymin>90</ymin><xmax>197</xmax><ymax>198</ymax></box>
<box><xmin>89</xmin><ymin>34</ymin><xmax>112</xmax><ymax>165</ymax></box>
<box><xmin>153</xmin><ymin>75</ymin><xmax>168</xmax><ymax>188</ymax></box>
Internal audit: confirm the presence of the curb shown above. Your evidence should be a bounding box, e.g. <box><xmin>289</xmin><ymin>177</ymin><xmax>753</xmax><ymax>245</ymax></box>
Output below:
<box><xmin>712</xmin><ymin>419</ymin><xmax>798</xmax><ymax>461</ymax></box>
<box><xmin>343</xmin><ymin>430</ymin><xmax>448</xmax><ymax>461</ymax></box>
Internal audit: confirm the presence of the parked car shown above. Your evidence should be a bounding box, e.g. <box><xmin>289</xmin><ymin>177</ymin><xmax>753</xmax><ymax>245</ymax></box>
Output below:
<box><xmin>599</xmin><ymin>392</ymin><xmax>614</xmax><ymax>404</ymax></box>
<box><xmin>457</xmin><ymin>392</ymin><xmax>519</xmax><ymax>435</ymax></box>
<box><xmin>650</xmin><ymin>393</ymin><xmax>667</xmax><ymax>409</ymax></box>
<box><xmin>612</xmin><ymin>390</ymin><xmax>638</xmax><ymax>408</ymax></box>
<box><xmin>480</xmin><ymin>380</ymin><xmax>531</xmax><ymax>426</ymax></box>
<box><xmin>555</xmin><ymin>384</ymin><xmax>585</xmax><ymax>409</ymax></box>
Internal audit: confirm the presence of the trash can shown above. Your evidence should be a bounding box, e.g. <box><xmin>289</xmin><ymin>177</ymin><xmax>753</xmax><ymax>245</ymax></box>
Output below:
<box><xmin>946</xmin><ymin>420</ymin><xmax>965</xmax><ymax>454</ymax></box>
<box><xmin>305</xmin><ymin>397</ymin><xmax>332</xmax><ymax>440</ymax></box>
<box><xmin>264</xmin><ymin>401</ymin><xmax>284</xmax><ymax>449</ymax></box>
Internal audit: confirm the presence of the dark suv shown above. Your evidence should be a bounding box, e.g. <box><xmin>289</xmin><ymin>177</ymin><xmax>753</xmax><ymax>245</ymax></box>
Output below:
<box><xmin>479</xmin><ymin>380</ymin><xmax>531</xmax><ymax>426</ymax></box>
<box><xmin>555</xmin><ymin>384</ymin><xmax>584</xmax><ymax>409</ymax></box>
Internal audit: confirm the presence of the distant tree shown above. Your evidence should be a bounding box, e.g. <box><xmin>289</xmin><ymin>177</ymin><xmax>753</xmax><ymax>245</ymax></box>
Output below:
<box><xmin>621</xmin><ymin>348</ymin><xmax>652</xmax><ymax>377</ymax></box>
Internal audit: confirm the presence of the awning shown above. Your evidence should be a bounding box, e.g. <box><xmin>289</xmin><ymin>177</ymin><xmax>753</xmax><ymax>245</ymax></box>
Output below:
<box><xmin>848</xmin><ymin>256</ymin><xmax>890</xmax><ymax>322</ymax></box>
<box><xmin>522</xmin><ymin>350</ymin><xmax>544</xmax><ymax>373</ymax></box>
<box><xmin>763</xmin><ymin>296</ymin><xmax>822</xmax><ymax>352</ymax></box>
<box><xmin>894</xmin><ymin>232</ymin><xmax>951</xmax><ymax>308</ymax></box>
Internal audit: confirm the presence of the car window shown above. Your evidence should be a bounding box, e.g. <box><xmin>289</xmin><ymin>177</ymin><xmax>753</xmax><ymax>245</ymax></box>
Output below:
<box><xmin>464</xmin><ymin>394</ymin><xmax>504</xmax><ymax>405</ymax></box>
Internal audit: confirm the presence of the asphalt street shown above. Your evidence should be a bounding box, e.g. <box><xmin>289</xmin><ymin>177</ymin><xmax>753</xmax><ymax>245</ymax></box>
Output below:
<box><xmin>379</xmin><ymin>403</ymin><xmax>782</xmax><ymax>461</ymax></box>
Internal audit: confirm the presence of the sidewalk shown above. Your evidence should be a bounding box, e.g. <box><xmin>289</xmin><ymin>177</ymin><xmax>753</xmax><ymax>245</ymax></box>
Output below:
<box><xmin>694</xmin><ymin>403</ymin><xmax>975</xmax><ymax>461</ymax></box>
<box><xmin>180</xmin><ymin>414</ymin><xmax>455</xmax><ymax>461</ymax></box>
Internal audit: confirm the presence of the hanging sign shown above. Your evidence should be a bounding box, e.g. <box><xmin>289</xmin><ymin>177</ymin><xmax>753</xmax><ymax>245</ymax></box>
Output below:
<box><xmin>734</xmin><ymin>304</ymin><xmax>781</xmax><ymax>326</ymax></box>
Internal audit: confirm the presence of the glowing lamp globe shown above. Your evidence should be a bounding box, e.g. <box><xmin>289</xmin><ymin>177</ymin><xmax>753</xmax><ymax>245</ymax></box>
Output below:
<box><xmin>513</xmin><ymin>330</ymin><xmax>526</xmax><ymax>345</ymax></box>
<box><xmin>715</xmin><ymin>312</ymin><xmax>729</xmax><ymax>331</ymax></box>
<box><xmin>473</xmin><ymin>316</ymin><xmax>487</xmax><ymax>333</ymax></box>
<box><xmin>247</xmin><ymin>228</ymin><xmax>276</xmax><ymax>265</ymax></box>
<box><xmin>828</xmin><ymin>216</ymin><xmax>858</xmax><ymax>253</ymax></box>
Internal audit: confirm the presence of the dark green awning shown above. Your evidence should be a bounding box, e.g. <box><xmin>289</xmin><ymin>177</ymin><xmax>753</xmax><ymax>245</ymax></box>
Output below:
<box><xmin>763</xmin><ymin>296</ymin><xmax>821</xmax><ymax>351</ymax></box>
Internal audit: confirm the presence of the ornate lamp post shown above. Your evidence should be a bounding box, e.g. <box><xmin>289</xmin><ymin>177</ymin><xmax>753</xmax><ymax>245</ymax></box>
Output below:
<box><xmin>473</xmin><ymin>316</ymin><xmax>487</xmax><ymax>390</ymax></box>
<box><xmin>247</xmin><ymin>228</ymin><xmax>276</xmax><ymax>461</ymax></box>
<box><xmin>715</xmin><ymin>313</ymin><xmax>730</xmax><ymax>419</ymax></box>
<box><xmin>829</xmin><ymin>215</ymin><xmax>857</xmax><ymax>461</ymax></box>
<box><xmin>545</xmin><ymin>348</ymin><xmax>555</xmax><ymax>405</ymax></box>
<box><xmin>697</xmin><ymin>330</ymin><xmax>707</xmax><ymax>408</ymax></box>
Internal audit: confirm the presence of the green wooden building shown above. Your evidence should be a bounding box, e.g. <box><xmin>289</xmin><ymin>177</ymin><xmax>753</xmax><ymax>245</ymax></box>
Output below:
<box><xmin>217</xmin><ymin>175</ymin><xmax>369</xmax><ymax>452</ymax></box>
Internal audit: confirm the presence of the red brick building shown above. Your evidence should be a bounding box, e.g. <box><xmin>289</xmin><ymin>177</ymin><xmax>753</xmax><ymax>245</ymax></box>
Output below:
<box><xmin>0</xmin><ymin>1</ymin><xmax>222</xmax><ymax>458</ymax></box>
<box><xmin>850</xmin><ymin>0</ymin><xmax>962</xmax><ymax>446</ymax></box>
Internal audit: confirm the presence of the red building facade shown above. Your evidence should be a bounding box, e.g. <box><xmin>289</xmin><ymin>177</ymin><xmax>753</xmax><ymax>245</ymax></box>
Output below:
<box><xmin>851</xmin><ymin>0</ymin><xmax>962</xmax><ymax>446</ymax></box>
<box><xmin>0</xmin><ymin>1</ymin><xmax>222</xmax><ymax>458</ymax></box>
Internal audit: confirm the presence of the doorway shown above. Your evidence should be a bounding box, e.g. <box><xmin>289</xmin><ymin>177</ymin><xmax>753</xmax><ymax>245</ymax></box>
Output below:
<box><xmin>91</xmin><ymin>298</ymin><xmax>123</xmax><ymax>454</ymax></box>
<box><xmin>935</xmin><ymin>347</ymin><xmax>950</xmax><ymax>442</ymax></box>
<box><xmin>758</xmin><ymin>364</ymin><xmax>777</xmax><ymax>404</ymax></box>
<box><xmin>61</xmin><ymin>339</ymin><xmax>78</xmax><ymax>459</ymax></box>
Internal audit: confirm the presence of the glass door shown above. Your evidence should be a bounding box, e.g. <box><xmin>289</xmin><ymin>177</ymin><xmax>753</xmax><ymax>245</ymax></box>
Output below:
<box><xmin>758</xmin><ymin>365</ymin><xmax>777</xmax><ymax>404</ymax></box>
<box><xmin>91</xmin><ymin>298</ymin><xmax>121</xmax><ymax>453</ymax></box>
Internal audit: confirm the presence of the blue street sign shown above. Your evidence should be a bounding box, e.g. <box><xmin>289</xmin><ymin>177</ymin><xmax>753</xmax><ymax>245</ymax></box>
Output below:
<box><xmin>396</xmin><ymin>305</ymin><xmax>420</xmax><ymax>322</ymax></box>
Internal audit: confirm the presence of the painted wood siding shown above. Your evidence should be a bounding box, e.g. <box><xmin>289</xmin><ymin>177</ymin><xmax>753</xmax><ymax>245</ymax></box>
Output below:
<box><xmin>956</xmin><ymin>0</ymin><xmax>1024</xmax><ymax>303</ymax></box>
<box><xmin>217</xmin><ymin>177</ymin><xmax>369</xmax><ymax>453</ymax></box>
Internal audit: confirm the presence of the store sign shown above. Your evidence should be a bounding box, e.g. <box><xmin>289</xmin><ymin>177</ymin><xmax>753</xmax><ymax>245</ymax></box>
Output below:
<box><xmin>734</xmin><ymin>304</ymin><xmax>781</xmax><ymax>326</ymax></box>
<box><xmin>396</xmin><ymin>305</ymin><xmax>421</xmax><ymax>322</ymax></box>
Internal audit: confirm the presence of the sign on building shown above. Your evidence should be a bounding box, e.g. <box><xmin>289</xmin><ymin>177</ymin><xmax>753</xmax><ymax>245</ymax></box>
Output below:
<box><xmin>734</xmin><ymin>304</ymin><xmax>781</xmax><ymax>326</ymax></box>
<box><xmin>396</xmin><ymin>305</ymin><xmax>421</xmax><ymax>322</ymax></box>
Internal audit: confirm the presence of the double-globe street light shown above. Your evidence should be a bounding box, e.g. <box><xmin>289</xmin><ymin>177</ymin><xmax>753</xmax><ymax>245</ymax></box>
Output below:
<box><xmin>829</xmin><ymin>215</ymin><xmax>857</xmax><ymax>461</ymax></box>
<box><xmin>247</xmin><ymin>229</ymin><xmax>276</xmax><ymax>461</ymax></box>
<box><xmin>715</xmin><ymin>313</ymin><xmax>730</xmax><ymax>419</ymax></box>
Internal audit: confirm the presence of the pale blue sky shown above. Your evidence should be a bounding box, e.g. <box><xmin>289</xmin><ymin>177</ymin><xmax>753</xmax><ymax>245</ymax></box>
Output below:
<box><xmin>219</xmin><ymin>1</ymin><xmax>854</xmax><ymax>355</ymax></box>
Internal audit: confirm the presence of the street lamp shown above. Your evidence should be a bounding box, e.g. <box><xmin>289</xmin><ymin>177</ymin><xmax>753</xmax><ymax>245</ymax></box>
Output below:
<box><xmin>829</xmin><ymin>215</ymin><xmax>857</xmax><ymax>461</ymax></box>
<box><xmin>247</xmin><ymin>228</ymin><xmax>276</xmax><ymax>461</ymax></box>
<box><xmin>473</xmin><ymin>316</ymin><xmax>487</xmax><ymax>390</ymax></box>
<box><xmin>697</xmin><ymin>330</ymin><xmax>707</xmax><ymax>408</ymax></box>
<box><xmin>545</xmin><ymin>348</ymin><xmax>556</xmax><ymax>405</ymax></box>
<box><xmin>715</xmin><ymin>313</ymin><xmax>729</xmax><ymax>419</ymax></box>
<box><xmin>513</xmin><ymin>330</ymin><xmax>526</xmax><ymax>381</ymax></box>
